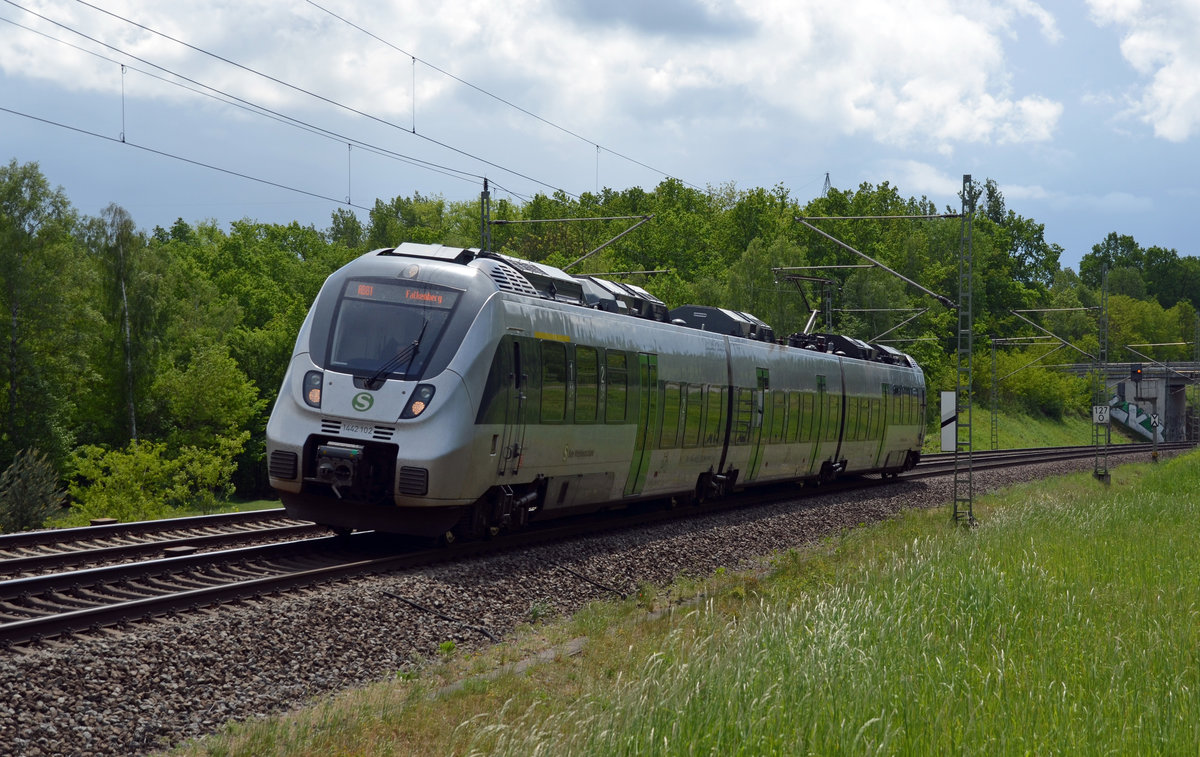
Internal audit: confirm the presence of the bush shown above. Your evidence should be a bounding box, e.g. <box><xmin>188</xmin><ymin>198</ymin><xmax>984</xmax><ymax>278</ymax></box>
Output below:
<box><xmin>0</xmin><ymin>449</ymin><xmax>65</xmax><ymax>533</ymax></box>
<box><xmin>55</xmin><ymin>433</ymin><xmax>248</xmax><ymax>527</ymax></box>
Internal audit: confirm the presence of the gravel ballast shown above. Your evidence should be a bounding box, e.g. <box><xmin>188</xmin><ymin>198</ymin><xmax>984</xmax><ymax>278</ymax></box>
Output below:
<box><xmin>0</xmin><ymin>453</ymin><xmax>1172</xmax><ymax>756</ymax></box>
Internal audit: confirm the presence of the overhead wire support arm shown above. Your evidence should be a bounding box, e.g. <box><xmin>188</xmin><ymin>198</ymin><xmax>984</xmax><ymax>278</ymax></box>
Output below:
<box><xmin>794</xmin><ymin>217</ymin><xmax>957</xmax><ymax>309</ymax></box>
<box><xmin>490</xmin><ymin>215</ymin><xmax>651</xmax><ymax>225</ymax></box>
<box><xmin>998</xmin><ymin>342</ymin><xmax>1069</xmax><ymax>382</ymax></box>
<box><xmin>1123</xmin><ymin>345</ymin><xmax>1196</xmax><ymax>382</ymax></box>
<box><xmin>772</xmin><ymin>264</ymin><xmax>875</xmax><ymax>271</ymax></box>
<box><xmin>584</xmin><ymin>269</ymin><xmax>671</xmax><ymax>278</ymax></box>
<box><xmin>1009</xmin><ymin>310</ymin><xmax>1097</xmax><ymax>361</ymax></box>
<box><xmin>563</xmin><ymin>215</ymin><xmax>655</xmax><ymax>272</ymax></box>
<box><xmin>871</xmin><ymin>308</ymin><xmax>930</xmax><ymax>343</ymax></box>
<box><xmin>797</xmin><ymin>213</ymin><xmax>962</xmax><ymax>221</ymax></box>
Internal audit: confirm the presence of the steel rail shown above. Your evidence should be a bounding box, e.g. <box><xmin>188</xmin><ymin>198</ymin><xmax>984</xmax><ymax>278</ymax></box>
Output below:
<box><xmin>0</xmin><ymin>508</ymin><xmax>289</xmax><ymax>552</ymax></box>
<box><xmin>0</xmin><ymin>523</ymin><xmax>324</xmax><ymax>576</ymax></box>
<box><xmin>0</xmin><ymin>442</ymin><xmax>1190</xmax><ymax>647</ymax></box>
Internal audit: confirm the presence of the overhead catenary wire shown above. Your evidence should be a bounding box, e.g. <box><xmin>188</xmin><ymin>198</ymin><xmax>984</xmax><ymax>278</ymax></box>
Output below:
<box><xmin>1</xmin><ymin>14</ymin><xmax>488</xmax><ymax>190</ymax></box>
<box><xmin>9</xmin><ymin>0</ymin><xmax>578</xmax><ymax>198</ymax></box>
<box><xmin>303</xmin><ymin>0</ymin><xmax>702</xmax><ymax>192</ymax></box>
<box><xmin>0</xmin><ymin>105</ymin><xmax>375</xmax><ymax>212</ymax></box>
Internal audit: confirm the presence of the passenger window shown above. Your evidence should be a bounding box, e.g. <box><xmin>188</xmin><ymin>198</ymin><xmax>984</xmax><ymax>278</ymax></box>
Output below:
<box><xmin>575</xmin><ymin>346</ymin><xmax>598</xmax><ymax>423</ymax></box>
<box><xmin>825</xmin><ymin>395</ymin><xmax>840</xmax><ymax>441</ymax></box>
<box><xmin>605</xmin><ymin>351</ymin><xmax>627</xmax><ymax>423</ymax></box>
<box><xmin>540</xmin><ymin>342</ymin><xmax>566</xmax><ymax>423</ymax></box>
<box><xmin>704</xmin><ymin>386</ymin><xmax>725</xmax><ymax>445</ymax></box>
<box><xmin>787</xmin><ymin>391</ymin><xmax>801</xmax><ymax>443</ymax></box>
<box><xmin>684</xmin><ymin>384</ymin><xmax>703</xmax><ymax>447</ymax></box>
<box><xmin>660</xmin><ymin>382</ymin><xmax>681</xmax><ymax>448</ymax></box>
<box><xmin>733</xmin><ymin>388</ymin><xmax>754</xmax><ymax>445</ymax></box>
<box><xmin>770</xmin><ymin>391</ymin><xmax>787</xmax><ymax>443</ymax></box>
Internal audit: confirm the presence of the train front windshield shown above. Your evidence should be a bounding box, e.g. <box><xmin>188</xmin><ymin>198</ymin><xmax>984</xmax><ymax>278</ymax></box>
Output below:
<box><xmin>325</xmin><ymin>279</ymin><xmax>460</xmax><ymax>380</ymax></box>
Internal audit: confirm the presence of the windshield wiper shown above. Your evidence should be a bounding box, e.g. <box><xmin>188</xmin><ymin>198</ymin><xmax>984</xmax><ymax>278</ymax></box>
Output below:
<box><xmin>363</xmin><ymin>320</ymin><xmax>429</xmax><ymax>390</ymax></box>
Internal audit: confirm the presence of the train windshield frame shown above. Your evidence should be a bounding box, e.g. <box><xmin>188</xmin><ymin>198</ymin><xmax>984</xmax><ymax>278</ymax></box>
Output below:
<box><xmin>325</xmin><ymin>278</ymin><xmax>462</xmax><ymax>380</ymax></box>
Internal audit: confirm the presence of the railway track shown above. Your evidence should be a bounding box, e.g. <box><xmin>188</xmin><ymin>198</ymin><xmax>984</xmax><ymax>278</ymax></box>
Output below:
<box><xmin>0</xmin><ymin>441</ymin><xmax>1186</xmax><ymax>648</ymax></box>
<box><xmin>0</xmin><ymin>509</ymin><xmax>327</xmax><ymax>578</ymax></box>
<box><xmin>916</xmin><ymin>441</ymin><xmax>1191</xmax><ymax>476</ymax></box>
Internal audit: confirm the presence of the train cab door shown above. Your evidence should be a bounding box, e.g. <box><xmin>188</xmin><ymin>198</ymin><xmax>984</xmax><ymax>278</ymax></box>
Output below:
<box><xmin>623</xmin><ymin>353</ymin><xmax>658</xmax><ymax>496</ymax></box>
<box><xmin>497</xmin><ymin>339</ymin><xmax>527</xmax><ymax>476</ymax></box>
<box><xmin>746</xmin><ymin>367</ymin><xmax>769</xmax><ymax>481</ymax></box>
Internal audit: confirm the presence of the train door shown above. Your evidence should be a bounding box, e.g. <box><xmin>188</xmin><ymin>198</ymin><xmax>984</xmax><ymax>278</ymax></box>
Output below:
<box><xmin>497</xmin><ymin>339</ymin><xmax>527</xmax><ymax>476</ymax></box>
<box><xmin>747</xmin><ymin>368</ymin><xmax>769</xmax><ymax>481</ymax></box>
<box><xmin>623</xmin><ymin>353</ymin><xmax>658</xmax><ymax>496</ymax></box>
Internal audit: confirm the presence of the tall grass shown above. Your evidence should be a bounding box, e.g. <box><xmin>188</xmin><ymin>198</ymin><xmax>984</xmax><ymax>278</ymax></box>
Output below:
<box><xmin>465</xmin><ymin>454</ymin><xmax>1200</xmax><ymax>755</ymax></box>
<box><xmin>174</xmin><ymin>454</ymin><xmax>1200</xmax><ymax>756</ymax></box>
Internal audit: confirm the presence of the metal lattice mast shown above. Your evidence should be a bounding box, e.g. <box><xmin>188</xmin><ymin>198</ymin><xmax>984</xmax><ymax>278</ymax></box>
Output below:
<box><xmin>953</xmin><ymin>174</ymin><xmax>975</xmax><ymax>524</ymax></box>
<box><xmin>990</xmin><ymin>341</ymin><xmax>999</xmax><ymax>450</ymax></box>
<box><xmin>1190</xmin><ymin>319</ymin><xmax>1200</xmax><ymax>446</ymax></box>
<box><xmin>480</xmin><ymin>179</ymin><xmax>492</xmax><ymax>252</ymax></box>
<box><xmin>1093</xmin><ymin>270</ymin><xmax>1110</xmax><ymax>481</ymax></box>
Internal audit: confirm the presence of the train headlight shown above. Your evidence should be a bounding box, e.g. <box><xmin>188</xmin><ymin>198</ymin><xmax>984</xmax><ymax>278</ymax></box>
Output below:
<box><xmin>303</xmin><ymin>370</ymin><xmax>323</xmax><ymax>408</ymax></box>
<box><xmin>401</xmin><ymin>384</ymin><xmax>436</xmax><ymax>419</ymax></box>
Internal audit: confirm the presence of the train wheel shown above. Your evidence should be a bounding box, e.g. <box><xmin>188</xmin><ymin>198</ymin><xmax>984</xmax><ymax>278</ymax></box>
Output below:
<box><xmin>452</xmin><ymin>501</ymin><xmax>490</xmax><ymax>541</ymax></box>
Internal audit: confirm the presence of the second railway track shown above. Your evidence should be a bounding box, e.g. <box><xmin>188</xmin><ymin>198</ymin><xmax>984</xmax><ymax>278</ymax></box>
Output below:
<box><xmin>0</xmin><ymin>508</ymin><xmax>329</xmax><ymax>578</ymax></box>
<box><xmin>0</xmin><ymin>441</ymin><xmax>1184</xmax><ymax>648</ymax></box>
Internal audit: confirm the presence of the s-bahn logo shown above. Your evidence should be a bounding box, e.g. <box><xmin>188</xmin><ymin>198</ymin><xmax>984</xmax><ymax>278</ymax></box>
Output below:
<box><xmin>351</xmin><ymin>392</ymin><xmax>374</xmax><ymax>412</ymax></box>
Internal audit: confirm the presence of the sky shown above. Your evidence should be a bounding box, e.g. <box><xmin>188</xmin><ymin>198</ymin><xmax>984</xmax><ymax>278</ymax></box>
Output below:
<box><xmin>2</xmin><ymin>0</ymin><xmax>1199</xmax><ymax>272</ymax></box>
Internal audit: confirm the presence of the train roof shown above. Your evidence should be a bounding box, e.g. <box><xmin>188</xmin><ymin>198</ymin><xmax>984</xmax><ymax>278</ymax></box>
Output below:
<box><xmin>373</xmin><ymin>243</ymin><xmax>919</xmax><ymax>369</ymax></box>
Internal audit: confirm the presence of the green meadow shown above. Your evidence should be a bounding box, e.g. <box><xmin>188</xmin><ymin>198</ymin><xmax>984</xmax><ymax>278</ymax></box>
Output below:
<box><xmin>175</xmin><ymin>451</ymin><xmax>1200</xmax><ymax>756</ymax></box>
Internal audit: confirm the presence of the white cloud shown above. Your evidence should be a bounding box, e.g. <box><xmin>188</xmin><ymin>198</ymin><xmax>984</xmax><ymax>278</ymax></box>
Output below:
<box><xmin>1004</xmin><ymin>184</ymin><xmax>1153</xmax><ymax>212</ymax></box>
<box><xmin>875</xmin><ymin>160</ymin><xmax>962</xmax><ymax>198</ymax></box>
<box><xmin>1004</xmin><ymin>183</ymin><xmax>1050</xmax><ymax>200</ymax></box>
<box><xmin>0</xmin><ymin>0</ymin><xmax>1064</xmax><ymax>153</ymax></box>
<box><xmin>1086</xmin><ymin>0</ymin><xmax>1200</xmax><ymax>141</ymax></box>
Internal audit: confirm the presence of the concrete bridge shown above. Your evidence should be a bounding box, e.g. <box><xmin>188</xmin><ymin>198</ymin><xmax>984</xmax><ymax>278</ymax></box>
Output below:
<box><xmin>1053</xmin><ymin>361</ymin><xmax>1198</xmax><ymax>442</ymax></box>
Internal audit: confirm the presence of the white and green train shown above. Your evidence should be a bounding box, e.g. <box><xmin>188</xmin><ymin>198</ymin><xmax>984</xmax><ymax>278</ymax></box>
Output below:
<box><xmin>265</xmin><ymin>243</ymin><xmax>927</xmax><ymax>538</ymax></box>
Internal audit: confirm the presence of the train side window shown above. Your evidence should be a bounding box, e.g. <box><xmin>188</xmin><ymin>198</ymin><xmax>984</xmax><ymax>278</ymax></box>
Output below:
<box><xmin>683</xmin><ymin>384</ymin><xmax>703</xmax><ymax>448</ymax></box>
<box><xmin>797</xmin><ymin>393</ymin><xmax>811</xmax><ymax>442</ymax></box>
<box><xmin>733</xmin><ymin>388</ymin><xmax>754</xmax><ymax>445</ymax></box>
<box><xmin>787</xmin><ymin>391</ymin><xmax>801</xmax><ymax>443</ymax></box>
<box><xmin>825</xmin><ymin>395</ymin><xmax>840</xmax><ymax>441</ymax></box>
<box><xmin>575</xmin><ymin>346</ymin><xmax>598</xmax><ymax>423</ymax></box>
<box><xmin>703</xmin><ymin>385</ymin><xmax>725</xmax><ymax>445</ymax></box>
<box><xmin>605</xmin><ymin>351</ymin><xmax>628</xmax><ymax>423</ymax></box>
<box><xmin>769</xmin><ymin>390</ymin><xmax>787</xmax><ymax>443</ymax></box>
<box><xmin>660</xmin><ymin>382</ymin><xmax>681</xmax><ymax>448</ymax></box>
<box><xmin>540</xmin><ymin>341</ymin><xmax>567</xmax><ymax>423</ymax></box>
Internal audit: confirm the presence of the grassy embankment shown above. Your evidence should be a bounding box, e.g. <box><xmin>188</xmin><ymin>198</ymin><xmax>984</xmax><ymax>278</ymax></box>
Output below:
<box><xmin>923</xmin><ymin>407</ymin><xmax>1132</xmax><ymax>453</ymax></box>
<box><xmin>172</xmin><ymin>446</ymin><xmax>1200</xmax><ymax>755</ymax></box>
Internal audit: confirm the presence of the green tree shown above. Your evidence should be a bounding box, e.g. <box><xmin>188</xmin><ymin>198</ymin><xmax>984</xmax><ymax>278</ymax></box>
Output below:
<box><xmin>78</xmin><ymin>203</ymin><xmax>166</xmax><ymax>447</ymax></box>
<box><xmin>0</xmin><ymin>160</ymin><xmax>80</xmax><ymax>468</ymax></box>
<box><xmin>0</xmin><ymin>448</ymin><xmax>64</xmax><ymax>532</ymax></box>
<box><xmin>1080</xmin><ymin>232</ymin><xmax>1143</xmax><ymax>290</ymax></box>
